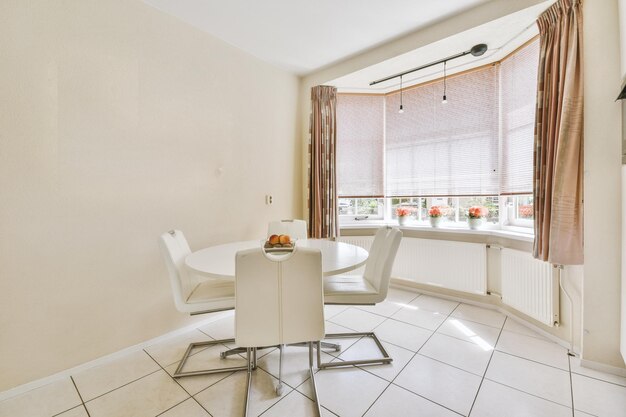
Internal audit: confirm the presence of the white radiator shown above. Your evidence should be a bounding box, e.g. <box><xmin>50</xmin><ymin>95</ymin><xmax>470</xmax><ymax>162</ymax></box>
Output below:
<box><xmin>501</xmin><ymin>248</ymin><xmax>559</xmax><ymax>326</ymax></box>
<box><xmin>338</xmin><ymin>236</ymin><xmax>487</xmax><ymax>295</ymax></box>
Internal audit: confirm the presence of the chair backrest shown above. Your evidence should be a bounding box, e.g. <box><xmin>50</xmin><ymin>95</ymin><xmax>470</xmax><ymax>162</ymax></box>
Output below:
<box><xmin>267</xmin><ymin>219</ymin><xmax>308</xmax><ymax>240</ymax></box>
<box><xmin>235</xmin><ymin>247</ymin><xmax>325</xmax><ymax>348</ymax></box>
<box><xmin>363</xmin><ymin>227</ymin><xmax>392</xmax><ymax>282</ymax></box>
<box><xmin>159</xmin><ymin>230</ymin><xmax>197</xmax><ymax>312</ymax></box>
<box><xmin>363</xmin><ymin>228</ymin><xmax>403</xmax><ymax>298</ymax></box>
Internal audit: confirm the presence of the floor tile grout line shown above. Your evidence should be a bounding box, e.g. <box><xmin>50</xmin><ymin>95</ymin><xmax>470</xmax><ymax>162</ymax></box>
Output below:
<box><xmin>77</xmin><ymin>367</ymin><xmax>163</xmax><ymax>404</ymax></box>
<box><xmin>50</xmin><ymin>405</ymin><xmax>85</xmax><ymax>417</ymax></box>
<box><xmin>237</xmin><ymin>366</ymin><xmax>297</xmax><ymax>417</ymax></box>
<box><xmin>252</xmin><ymin>350</ymin><xmax>339</xmax><ymax>393</ymax></box>
<box><xmin>501</xmin><ymin>325</ymin><xmax>562</xmax><ymax>343</ymax></box>
<box><xmin>427</xmin><ymin>327</ymin><xmax>501</xmax><ymax>348</ymax></box>
<box><xmin>569</xmin><ymin>370</ymin><xmax>626</xmax><ymax>388</ymax></box>
<box><xmin>48</xmin><ymin>378</ymin><xmax>91</xmax><ymax>417</ymax></box>
<box><xmin>361</xmin><ymin>302</ymin><xmax>463</xmax><ymax>416</ymax></box>
<box><xmin>481</xmin><ymin>376</ymin><xmax>575</xmax><ymax>409</ymax></box>
<box><xmin>467</xmin><ymin>314</ymin><xmax>507</xmax><ymax>416</ymax></box>
<box><xmin>495</xmin><ymin>349</ymin><xmax>571</xmax><ymax>373</ymax></box>
<box><xmin>255</xmin><ymin>387</ymin><xmax>304</xmax><ymax>417</ymax></box>
<box><xmin>362</xmin><ymin>311</ymin><xmax>501</xmax><ymax>350</ymax></box>
<box><xmin>143</xmin><ymin>349</ymin><xmax>215</xmax><ymax>417</ymax></box>
<box><xmin>154</xmin><ymin>398</ymin><xmax>198</xmax><ymax>417</ymax></box>
<box><xmin>387</xmin><ymin>383</ymin><xmax>468</xmax><ymax>417</ymax></box>
<box><xmin>321</xmin><ymin>405</ymin><xmax>341</xmax><ymax>416</ymax></box>
<box><xmin>345</xmin><ymin>311</ymin><xmax>492</xmax><ymax>380</ymax></box>
<box><xmin>152</xmin><ymin>329</ymin><xmax>221</xmax><ymax>369</ymax></box>
<box><xmin>357</xmin><ymin>378</ymin><xmax>393</xmax><ymax>416</ymax></box>
<box><xmin>359</xmin><ymin>300</ymin><xmax>463</xmax><ymax>417</ymax></box>
<box><xmin>387</xmin><ymin>296</ymin><xmax>511</xmax><ymax>331</ymax></box>
<box><xmin>70</xmin><ymin>376</ymin><xmax>91</xmax><ymax>417</ymax></box>
<box><xmin>411</xmin><ymin>352</ymin><xmax>488</xmax><ymax>378</ymax></box>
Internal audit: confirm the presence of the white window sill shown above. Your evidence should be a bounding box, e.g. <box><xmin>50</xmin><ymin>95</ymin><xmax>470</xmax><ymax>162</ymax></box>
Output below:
<box><xmin>340</xmin><ymin>221</ymin><xmax>534</xmax><ymax>243</ymax></box>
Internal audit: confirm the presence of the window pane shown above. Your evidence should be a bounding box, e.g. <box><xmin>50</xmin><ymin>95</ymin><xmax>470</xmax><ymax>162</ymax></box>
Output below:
<box><xmin>386</xmin><ymin>66</ymin><xmax>499</xmax><ymax>197</ymax></box>
<box><xmin>517</xmin><ymin>195</ymin><xmax>534</xmax><ymax>219</ymax></box>
<box><xmin>426</xmin><ymin>197</ymin><xmax>456</xmax><ymax>222</ymax></box>
<box><xmin>500</xmin><ymin>39</ymin><xmax>539</xmax><ymax>194</ymax></box>
<box><xmin>458</xmin><ymin>196</ymin><xmax>499</xmax><ymax>223</ymax></box>
<box><xmin>338</xmin><ymin>198</ymin><xmax>355</xmax><ymax>216</ymax></box>
<box><xmin>391</xmin><ymin>197</ymin><xmax>420</xmax><ymax>220</ymax></box>
<box><xmin>356</xmin><ymin>198</ymin><xmax>383</xmax><ymax>216</ymax></box>
<box><xmin>336</xmin><ymin>94</ymin><xmax>384</xmax><ymax>197</ymax></box>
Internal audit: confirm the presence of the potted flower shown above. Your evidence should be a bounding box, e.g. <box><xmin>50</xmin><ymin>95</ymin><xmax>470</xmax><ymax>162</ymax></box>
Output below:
<box><xmin>396</xmin><ymin>206</ymin><xmax>412</xmax><ymax>226</ymax></box>
<box><xmin>467</xmin><ymin>206</ymin><xmax>489</xmax><ymax>229</ymax></box>
<box><xmin>428</xmin><ymin>206</ymin><xmax>444</xmax><ymax>228</ymax></box>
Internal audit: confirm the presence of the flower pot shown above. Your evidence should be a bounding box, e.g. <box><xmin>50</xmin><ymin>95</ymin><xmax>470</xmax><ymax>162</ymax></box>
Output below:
<box><xmin>468</xmin><ymin>217</ymin><xmax>485</xmax><ymax>230</ymax></box>
<box><xmin>398</xmin><ymin>215</ymin><xmax>409</xmax><ymax>226</ymax></box>
<box><xmin>429</xmin><ymin>216</ymin><xmax>442</xmax><ymax>228</ymax></box>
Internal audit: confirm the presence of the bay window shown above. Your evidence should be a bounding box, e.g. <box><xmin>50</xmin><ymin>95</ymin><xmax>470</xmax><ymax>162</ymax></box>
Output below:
<box><xmin>336</xmin><ymin>39</ymin><xmax>539</xmax><ymax>231</ymax></box>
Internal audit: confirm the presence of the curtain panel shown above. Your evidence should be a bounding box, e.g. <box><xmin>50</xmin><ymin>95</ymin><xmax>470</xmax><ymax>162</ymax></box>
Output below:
<box><xmin>533</xmin><ymin>0</ymin><xmax>584</xmax><ymax>265</ymax></box>
<box><xmin>308</xmin><ymin>86</ymin><xmax>339</xmax><ymax>239</ymax></box>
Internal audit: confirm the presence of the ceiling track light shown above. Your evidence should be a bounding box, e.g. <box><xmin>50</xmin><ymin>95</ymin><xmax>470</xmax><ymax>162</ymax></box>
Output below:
<box><xmin>369</xmin><ymin>43</ymin><xmax>488</xmax><ymax>87</ymax></box>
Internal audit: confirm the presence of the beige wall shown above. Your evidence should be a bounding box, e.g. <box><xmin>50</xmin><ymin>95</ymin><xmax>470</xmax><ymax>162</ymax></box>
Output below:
<box><xmin>0</xmin><ymin>0</ymin><xmax>300</xmax><ymax>391</ymax></box>
<box><xmin>583</xmin><ymin>0</ymin><xmax>625</xmax><ymax>369</ymax></box>
<box><xmin>619</xmin><ymin>0</ymin><xmax>626</xmax><ymax>79</ymax></box>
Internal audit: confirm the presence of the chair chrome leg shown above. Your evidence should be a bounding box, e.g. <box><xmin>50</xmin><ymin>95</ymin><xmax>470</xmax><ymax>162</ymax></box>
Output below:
<box><xmin>316</xmin><ymin>332</ymin><xmax>393</xmax><ymax>369</ymax></box>
<box><xmin>173</xmin><ymin>338</ymin><xmax>249</xmax><ymax>378</ymax></box>
<box><xmin>243</xmin><ymin>347</ymin><xmax>252</xmax><ymax>417</ymax></box>
<box><xmin>220</xmin><ymin>347</ymin><xmax>247</xmax><ymax>358</ymax></box>
<box><xmin>276</xmin><ymin>344</ymin><xmax>285</xmax><ymax>396</ymax></box>
<box><xmin>221</xmin><ymin>344</ymin><xmax>277</xmax><ymax>359</ymax></box>
<box><xmin>309</xmin><ymin>342</ymin><xmax>322</xmax><ymax>417</ymax></box>
<box><xmin>289</xmin><ymin>341</ymin><xmax>341</xmax><ymax>352</ymax></box>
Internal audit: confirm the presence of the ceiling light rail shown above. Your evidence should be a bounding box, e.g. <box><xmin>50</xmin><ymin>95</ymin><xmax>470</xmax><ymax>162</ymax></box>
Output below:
<box><xmin>369</xmin><ymin>43</ymin><xmax>488</xmax><ymax>86</ymax></box>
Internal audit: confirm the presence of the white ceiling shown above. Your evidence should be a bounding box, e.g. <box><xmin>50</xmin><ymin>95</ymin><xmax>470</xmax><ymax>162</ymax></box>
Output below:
<box><xmin>329</xmin><ymin>2</ymin><xmax>551</xmax><ymax>93</ymax></box>
<box><xmin>142</xmin><ymin>0</ymin><xmax>492</xmax><ymax>74</ymax></box>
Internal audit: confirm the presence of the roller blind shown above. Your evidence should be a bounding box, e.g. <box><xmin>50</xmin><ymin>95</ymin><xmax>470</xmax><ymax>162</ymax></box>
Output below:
<box><xmin>500</xmin><ymin>39</ymin><xmax>539</xmax><ymax>195</ymax></box>
<box><xmin>336</xmin><ymin>94</ymin><xmax>385</xmax><ymax>197</ymax></box>
<box><xmin>385</xmin><ymin>65</ymin><xmax>499</xmax><ymax>197</ymax></box>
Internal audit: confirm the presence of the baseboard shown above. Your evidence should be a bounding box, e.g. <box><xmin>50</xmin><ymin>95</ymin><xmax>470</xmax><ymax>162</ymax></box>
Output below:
<box><xmin>0</xmin><ymin>310</ymin><xmax>233</xmax><ymax>402</ymax></box>
<box><xmin>390</xmin><ymin>278</ymin><xmax>581</xmax><ymax>355</ymax></box>
<box><xmin>580</xmin><ymin>358</ymin><xmax>626</xmax><ymax>378</ymax></box>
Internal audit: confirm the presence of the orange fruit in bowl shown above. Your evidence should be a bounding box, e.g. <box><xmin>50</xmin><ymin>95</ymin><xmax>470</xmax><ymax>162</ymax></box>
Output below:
<box><xmin>268</xmin><ymin>234</ymin><xmax>280</xmax><ymax>245</ymax></box>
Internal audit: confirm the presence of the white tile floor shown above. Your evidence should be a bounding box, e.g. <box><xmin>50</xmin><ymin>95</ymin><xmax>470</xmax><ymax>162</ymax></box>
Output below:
<box><xmin>2</xmin><ymin>288</ymin><xmax>626</xmax><ymax>417</ymax></box>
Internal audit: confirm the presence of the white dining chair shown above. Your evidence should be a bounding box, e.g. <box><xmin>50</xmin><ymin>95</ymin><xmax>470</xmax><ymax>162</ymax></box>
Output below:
<box><xmin>235</xmin><ymin>246</ymin><xmax>324</xmax><ymax>416</ymax></box>
<box><xmin>319</xmin><ymin>226</ymin><xmax>403</xmax><ymax>369</ymax></box>
<box><xmin>159</xmin><ymin>230</ymin><xmax>248</xmax><ymax>378</ymax></box>
<box><xmin>267</xmin><ymin>219</ymin><xmax>308</xmax><ymax>240</ymax></box>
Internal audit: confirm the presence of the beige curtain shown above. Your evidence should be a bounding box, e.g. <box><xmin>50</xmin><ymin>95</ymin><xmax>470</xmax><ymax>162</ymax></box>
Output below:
<box><xmin>533</xmin><ymin>0</ymin><xmax>584</xmax><ymax>265</ymax></box>
<box><xmin>308</xmin><ymin>86</ymin><xmax>338</xmax><ymax>239</ymax></box>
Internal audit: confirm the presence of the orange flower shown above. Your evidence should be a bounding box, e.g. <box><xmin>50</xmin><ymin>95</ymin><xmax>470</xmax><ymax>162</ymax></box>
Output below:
<box><xmin>468</xmin><ymin>206</ymin><xmax>488</xmax><ymax>219</ymax></box>
<box><xmin>428</xmin><ymin>206</ymin><xmax>442</xmax><ymax>217</ymax></box>
<box><xmin>396</xmin><ymin>207</ymin><xmax>412</xmax><ymax>217</ymax></box>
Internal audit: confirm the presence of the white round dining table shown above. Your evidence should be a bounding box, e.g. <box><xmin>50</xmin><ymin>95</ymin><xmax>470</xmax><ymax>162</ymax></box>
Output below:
<box><xmin>185</xmin><ymin>239</ymin><xmax>368</xmax><ymax>280</ymax></box>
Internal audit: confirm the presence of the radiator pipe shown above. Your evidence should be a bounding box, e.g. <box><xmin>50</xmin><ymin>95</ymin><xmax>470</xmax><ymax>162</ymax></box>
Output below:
<box><xmin>556</xmin><ymin>264</ymin><xmax>576</xmax><ymax>356</ymax></box>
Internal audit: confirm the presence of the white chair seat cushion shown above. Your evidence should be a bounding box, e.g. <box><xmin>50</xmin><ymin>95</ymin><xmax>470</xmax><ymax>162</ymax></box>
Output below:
<box><xmin>324</xmin><ymin>274</ymin><xmax>377</xmax><ymax>296</ymax></box>
<box><xmin>187</xmin><ymin>280</ymin><xmax>235</xmax><ymax>303</ymax></box>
